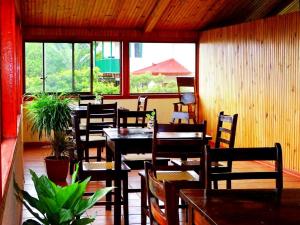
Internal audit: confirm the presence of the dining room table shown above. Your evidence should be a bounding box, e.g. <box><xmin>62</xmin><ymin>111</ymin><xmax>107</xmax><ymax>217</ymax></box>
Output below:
<box><xmin>180</xmin><ymin>188</ymin><xmax>300</xmax><ymax>225</ymax></box>
<box><xmin>103</xmin><ymin>127</ymin><xmax>211</xmax><ymax>225</ymax></box>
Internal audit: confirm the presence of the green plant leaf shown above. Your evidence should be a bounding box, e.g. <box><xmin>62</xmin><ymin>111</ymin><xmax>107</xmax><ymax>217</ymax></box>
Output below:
<box><xmin>56</xmin><ymin>183</ymin><xmax>79</xmax><ymax>208</ymax></box>
<box><xmin>59</xmin><ymin>208</ymin><xmax>74</xmax><ymax>223</ymax></box>
<box><xmin>76</xmin><ymin>187</ymin><xmax>114</xmax><ymax>215</ymax></box>
<box><xmin>71</xmin><ymin>164</ymin><xmax>79</xmax><ymax>184</ymax></box>
<box><xmin>71</xmin><ymin>218</ymin><xmax>95</xmax><ymax>225</ymax></box>
<box><xmin>30</xmin><ymin>170</ymin><xmax>57</xmax><ymax>199</ymax></box>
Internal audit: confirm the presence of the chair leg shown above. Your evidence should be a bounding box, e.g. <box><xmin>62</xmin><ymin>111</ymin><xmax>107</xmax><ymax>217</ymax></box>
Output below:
<box><xmin>226</xmin><ymin>179</ymin><xmax>231</xmax><ymax>189</ymax></box>
<box><xmin>106</xmin><ymin>179</ymin><xmax>112</xmax><ymax>210</ymax></box>
<box><xmin>213</xmin><ymin>180</ymin><xmax>219</xmax><ymax>189</ymax></box>
<box><xmin>140</xmin><ymin>174</ymin><xmax>147</xmax><ymax>225</ymax></box>
<box><xmin>123</xmin><ymin>175</ymin><xmax>129</xmax><ymax>225</ymax></box>
<box><xmin>96</xmin><ymin>147</ymin><xmax>101</xmax><ymax>161</ymax></box>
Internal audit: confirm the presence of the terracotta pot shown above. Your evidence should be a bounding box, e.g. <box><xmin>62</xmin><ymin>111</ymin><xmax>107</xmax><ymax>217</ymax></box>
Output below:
<box><xmin>45</xmin><ymin>156</ymin><xmax>69</xmax><ymax>182</ymax></box>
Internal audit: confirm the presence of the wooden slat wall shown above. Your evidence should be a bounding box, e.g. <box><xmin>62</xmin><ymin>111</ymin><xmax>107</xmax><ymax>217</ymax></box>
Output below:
<box><xmin>198</xmin><ymin>12</ymin><xmax>300</xmax><ymax>173</ymax></box>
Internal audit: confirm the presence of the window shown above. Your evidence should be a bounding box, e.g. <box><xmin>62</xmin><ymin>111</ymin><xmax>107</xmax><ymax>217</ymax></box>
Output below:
<box><xmin>44</xmin><ymin>43</ymin><xmax>73</xmax><ymax>92</ymax></box>
<box><xmin>93</xmin><ymin>41</ymin><xmax>121</xmax><ymax>95</ymax></box>
<box><xmin>25</xmin><ymin>42</ymin><xmax>92</xmax><ymax>93</ymax></box>
<box><xmin>25</xmin><ymin>42</ymin><xmax>43</xmax><ymax>93</ymax></box>
<box><xmin>134</xmin><ymin>43</ymin><xmax>143</xmax><ymax>58</ymax></box>
<box><xmin>129</xmin><ymin>43</ymin><xmax>195</xmax><ymax>94</ymax></box>
<box><xmin>25</xmin><ymin>42</ymin><xmax>196</xmax><ymax>96</ymax></box>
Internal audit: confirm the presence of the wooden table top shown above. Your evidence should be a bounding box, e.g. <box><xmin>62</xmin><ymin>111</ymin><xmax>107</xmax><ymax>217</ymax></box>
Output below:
<box><xmin>180</xmin><ymin>188</ymin><xmax>300</xmax><ymax>225</ymax></box>
<box><xmin>103</xmin><ymin>127</ymin><xmax>211</xmax><ymax>141</ymax></box>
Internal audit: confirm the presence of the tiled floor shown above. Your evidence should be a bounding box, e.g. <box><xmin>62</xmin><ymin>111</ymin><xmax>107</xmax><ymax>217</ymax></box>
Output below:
<box><xmin>22</xmin><ymin>145</ymin><xmax>300</xmax><ymax>225</ymax></box>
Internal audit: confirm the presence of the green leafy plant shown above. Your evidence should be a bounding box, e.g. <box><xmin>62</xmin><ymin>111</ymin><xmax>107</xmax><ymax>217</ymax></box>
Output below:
<box><xmin>146</xmin><ymin>111</ymin><xmax>156</xmax><ymax>121</ymax></box>
<box><xmin>26</xmin><ymin>93</ymin><xmax>72</xmax><ymax>159</ymax></box>
<box><xmin>15</xmin><ymin>165</ymin><xmax>113</xmax><ymax>225</ymax></box>
<box><xmin>146</xmin><ymin>111</ymin><xmax>156</xmax><ymax>129</ymax></box>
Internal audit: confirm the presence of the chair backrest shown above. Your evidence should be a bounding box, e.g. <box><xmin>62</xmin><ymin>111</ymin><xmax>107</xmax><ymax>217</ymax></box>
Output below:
<box><xmin>86</xmin><ymin>103</ymin><xmax>117</xmax><ymax>141</ymax></box>
<box><xmin>78</xmin><ymin>94</ymin><xmax>97</xmax><ymax>106</ymax></box>
<box><xmin>71</xmin><ymin>114</ymin><xmax>85</xmax><ymax>160</ymax></box>
<box><xmin>118</xmin><ymin>108</ymin><xmax>155</xmax><ymax>128</ymax></box>
<box><xmin>136</xmin><ymin>96</ymin><xmax>148</xmax><ymax>124</ymax></box>
<box><xmin>203</xmin><ymin>143</ymin><xmax>283</xmax><ymax>190</ymax></box>
<box><xmin>152</xmin><ymin>120</ymin><xmax>207</xmax><ymax>169</ymax></box>
<box><xmin>215</xmin><ymin>111</ymin><xmax>238</xmax><ymax>148</ymax></box>
<box><xmin>145</xmin><ymin>162</ymin><xmax>180</xmax><ymax>225</ymax></box>
<box><xmin>176</xmin><ymin>77</ymin><xmax>195</xmax><ymax>104</ymax></box>
<box><xmin>137</xmin><ymin>96</ymin><xmax>148</xmax><ymax>111</ymax></box>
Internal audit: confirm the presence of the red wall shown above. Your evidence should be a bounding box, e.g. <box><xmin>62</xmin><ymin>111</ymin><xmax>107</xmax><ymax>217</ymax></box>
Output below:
<box><xmin>0</xmin><ymin>0</ymin><xmax>23</xmax><ymax>203</ymax></box>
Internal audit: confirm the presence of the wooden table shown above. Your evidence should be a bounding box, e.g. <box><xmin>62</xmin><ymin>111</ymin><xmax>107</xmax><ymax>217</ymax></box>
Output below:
<box><xmin>104</xmin><ymin>127</ymin><xmax>211</xmax><ymax>225</ymax></box>
<box><xmin>180</xmin><ymin>188</ymin><xmax>300</xmax><ymax>225</ymax></box>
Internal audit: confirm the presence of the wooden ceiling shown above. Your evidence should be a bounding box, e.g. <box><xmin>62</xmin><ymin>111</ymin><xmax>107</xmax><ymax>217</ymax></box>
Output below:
<box><xmin>21</xmin><ymin>0</ymin><xmax>298</xmax><ymax>32</ymax></box>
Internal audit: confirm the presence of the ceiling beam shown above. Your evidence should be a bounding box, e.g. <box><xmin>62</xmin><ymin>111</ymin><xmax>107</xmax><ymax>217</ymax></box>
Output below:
<box><xmin>266</xmin><ymin>0</ymin><xmax>295</xmax><ymax>17</ymax></box>
<box><xmin>144</xmin><ymin>0</ymin><xmax>171</xmax><ymax>33</ymax></box>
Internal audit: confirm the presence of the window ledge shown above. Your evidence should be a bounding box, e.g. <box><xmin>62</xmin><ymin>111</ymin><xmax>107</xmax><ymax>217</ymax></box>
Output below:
<box><xmin>1</xmin><ymin>138</ymin><xmax>17</xmax><ymax>195</ymax></box>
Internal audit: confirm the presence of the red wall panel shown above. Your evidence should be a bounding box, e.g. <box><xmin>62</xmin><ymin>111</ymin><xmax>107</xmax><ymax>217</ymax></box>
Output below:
<box><xmin>0</xmin><ymin>0</ymin><xmax>19</xmax><ymax>138</ymax></box>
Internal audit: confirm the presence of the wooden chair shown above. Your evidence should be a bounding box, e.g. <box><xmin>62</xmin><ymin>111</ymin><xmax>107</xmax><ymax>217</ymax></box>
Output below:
<box><xmin>140</xmin><ymin>121</ymin><xmax>207</xmax><ymax>225</ymax></box>
<box><xmin>136</xmin><ymin>95</ymin><xmax>148</xmax><ymax>125</ymax></box>
<box><xmin>78</xmin><ymin>94</ymin><xmax>97</xmax><ymax>106</ymax></box>
<box><xmin>84</xmin><ymin>103</ymin><xmax>117</xmax><ymax>161</ymax></box>
<box><xmin>71</xmin><ymin>113</ymin><xmax>130</xmax><ymax>225</ymax></box>
<box><xmin>203</xmin><ymin>143</ymin><xmax>283</xmax><ymax>190</ymax></box>
<box><xmin>145</xmin><ymin>162</ymin><xmax>188</xmax><ymax>225</ymax></box>
<box><xmin>172</xmin><ymin>77</ymin><xmax>197</xmax><ymax>124</ymax></box>
<box><xmin>173</xmin><ymin>111</ymin><xmax>238</xmax><ymax>189</ymax></box>
<box><xmin>118</xmin><ymin>108</ymin><xmax>169</xmax><ymax>171</ymax></box>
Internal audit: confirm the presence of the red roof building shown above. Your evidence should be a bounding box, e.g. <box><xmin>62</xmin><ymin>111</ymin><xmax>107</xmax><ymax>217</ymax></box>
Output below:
<box><xmin>132</xmin><ymin>58</ymin><xmax>191</xmax><ymax>76</ymax></box>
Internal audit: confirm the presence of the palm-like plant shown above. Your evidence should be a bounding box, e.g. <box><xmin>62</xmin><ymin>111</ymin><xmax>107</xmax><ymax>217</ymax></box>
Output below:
<box><xmin>15</xmin><ymin>165</ymin><xmax>113</xmax><ymax>225</ymax></box>
<box><xmin>26</xmin><ymin>93</ymin><xmax>72</xmax><ymax>159</ymax></box>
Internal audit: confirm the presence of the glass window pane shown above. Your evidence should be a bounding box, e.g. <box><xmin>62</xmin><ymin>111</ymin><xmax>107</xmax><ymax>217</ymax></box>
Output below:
<box><xmin>93</xmin><ymin>41</ymin><xmax>121</xmax><ymax>95</ymax></box>
<box><xmin>74</xmin><ymin>43</ymin><xmax>91</xmax><ymax>92</ymax></box>
<box><xmin>45</xmin><ymin>43</ymin><xmax>72</xmax><ymax>92</ymax></box>
<box><xmin>129</xmin><ymin>43</ymin><xmax>195</xmax><ymax>94</ymax></box>
<box><xmin>25</xmin><ymin>42</ymin><xmax>43</xmax><ymax>93</ymax></box>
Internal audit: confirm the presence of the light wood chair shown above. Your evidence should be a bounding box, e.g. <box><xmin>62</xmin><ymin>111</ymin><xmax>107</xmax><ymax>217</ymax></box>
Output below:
<box><xmin>172</xmin><ymin>77</ymin><xmax>197</xmax><ymax>124</ymax></box>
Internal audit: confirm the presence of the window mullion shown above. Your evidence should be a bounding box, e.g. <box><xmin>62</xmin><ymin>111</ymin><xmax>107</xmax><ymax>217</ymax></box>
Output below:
<box><xmin>72</xmin><ymin>43</ymin><xmax>75</xmax><ymax>92</ymax></box>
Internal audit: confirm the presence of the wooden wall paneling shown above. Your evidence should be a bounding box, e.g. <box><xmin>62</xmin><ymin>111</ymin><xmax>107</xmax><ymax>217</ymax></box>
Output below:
<box><xmin>198</xmin><ymin>12</ymin><xmax>300</xmax><ymax>173</ymax></box>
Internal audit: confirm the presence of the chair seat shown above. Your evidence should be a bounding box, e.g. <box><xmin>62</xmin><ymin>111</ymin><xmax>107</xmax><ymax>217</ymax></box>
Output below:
<box><xmin>156</xmin><ymin>170</ymin><xmax>199</xmax><ymax>181</ymax></box>
<box><xmin>122</xmin><ymin>154</ymin><xmax>169</xmax><ymax>170</ymax></box>
<box><xmin>172</xmin><ymin>112</ymin><xmax>190</xmax><ymax>120</ymax></box>
<box><xmin>122</xmin><ymin>153</ymin><xmax>152</xmax><ymax>161</ymax></box>
<box><xmin>172</xmin><ymin>159</ymin><xmax>224</xmax><ymax>168</ymax></box>
<box><xmin>80</xmin><ymin>134</ymin><xmax>106</xmax><ymax>142</ymax></box>
<box><xmin>82</xmin><ymin>161</ymin><xmax>130</xmax><ymax>171</ymax></box>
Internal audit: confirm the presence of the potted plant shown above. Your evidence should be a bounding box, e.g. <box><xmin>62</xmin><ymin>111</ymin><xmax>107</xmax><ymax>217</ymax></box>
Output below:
<box><xmin>26</xmin><ymin>93</ymin><xmax>73</xmax><ymax>182</ymax></box>
<box><xmin>146</xmin><ymin>111</ymin><xmax>156</xmax><ymax>129</ymax></box>
<box><xmin>14</xmin><ymin>165</ymin><xmax>113</xmax><ymax>225</ymax></box>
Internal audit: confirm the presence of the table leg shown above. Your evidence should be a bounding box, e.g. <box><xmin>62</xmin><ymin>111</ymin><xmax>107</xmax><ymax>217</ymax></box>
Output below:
<box><xmin>106</xmin><ymin>141</ymin><xmax>112</xmax><ymax>210</ymax></box>
<box><xmin>114</xmin><ymin>142</ymin><xmax>122</xmax><ymax>225</ymax></box>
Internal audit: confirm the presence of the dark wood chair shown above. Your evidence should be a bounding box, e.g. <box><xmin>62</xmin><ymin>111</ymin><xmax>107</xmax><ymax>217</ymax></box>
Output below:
<box><xmin>173</xmin><ymin>111</ymin><xmax>238</xmax><ymax>188</ymax></box>
<box><xmin>84</xmin><ymin>102</ymin><xmax>117</xmax><ymax>161</ymax></box>
<box><xmin>118</xmin><ymin>108</ymin><xmax>169</xmax><ymax>171</ymax></box>
<box><xmin>172</xmin><ymin>77</ymin><xmax>197</xmax><ymax>124</ymax></box>
<box><xmin>71</xmin><ymin>113</ymin><xmax>130</xmax><ymax>225</ymax></box>
<box><xmin>203</xmin><ymin>143</ymin><xmax>283</xmax><ymax>190</ymax></box>
<box><xmin>140</xmin><ymin>121</ymin><xmax>207</xmax><ymax>225</ymax></box>
<box><xmin>78</xmin><ymin>94</ymin><xmax>96</xmax><ymax>106</ymax></box>
<box><xmin>145</xmin><ymin>162</ymin><xmax>190</xmax><ymax>225</ymax></box>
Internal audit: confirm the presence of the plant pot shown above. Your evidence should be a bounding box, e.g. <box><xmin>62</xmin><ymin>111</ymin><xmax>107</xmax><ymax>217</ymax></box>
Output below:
<box><xmin>45</xmin><ymin>156</ymin><xmax>69</xmax><ymax>182</ymax></box>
